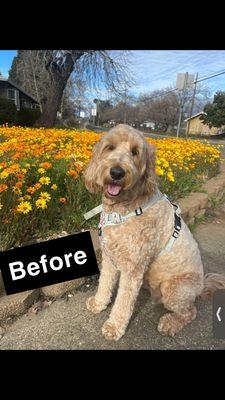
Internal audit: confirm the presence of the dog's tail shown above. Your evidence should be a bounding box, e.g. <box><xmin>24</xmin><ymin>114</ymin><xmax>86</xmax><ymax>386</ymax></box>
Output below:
<box><xmin>200</xmin><ymin>273</ymin><xmax>225</xmax><ymax>299</ymax></box>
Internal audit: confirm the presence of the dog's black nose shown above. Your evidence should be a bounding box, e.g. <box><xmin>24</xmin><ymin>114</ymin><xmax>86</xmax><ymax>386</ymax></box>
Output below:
<box><xmin>110</xmin><ymin>166</ymin><xmax>125</xmax><ymax>180</ymax></box>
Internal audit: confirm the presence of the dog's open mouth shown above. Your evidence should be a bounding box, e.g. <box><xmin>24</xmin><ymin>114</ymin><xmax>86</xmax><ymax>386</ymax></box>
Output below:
<box><xmin>107</xmin><ymin>182</ymin><xmax>122</xmax><ymax>196</ymax></box>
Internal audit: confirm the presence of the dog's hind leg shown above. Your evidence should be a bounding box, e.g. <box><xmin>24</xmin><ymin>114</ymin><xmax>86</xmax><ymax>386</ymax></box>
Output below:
<box><xmin>86</xmin><ymin>252</ymin><xmax>119</xmax><ymax>314</ymax></box>
<box><xmin>157</xmin><ymin>273</ymin><xmax>201</xmax><ymax>337</ymax></box>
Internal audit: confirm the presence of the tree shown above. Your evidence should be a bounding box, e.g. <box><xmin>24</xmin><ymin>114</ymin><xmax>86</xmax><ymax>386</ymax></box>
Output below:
<box><xmin>34</xmin><ymin>50</ymin><xmax>131</xmax><ymax>127</ymax></box>
<box><xmin>138</xmin><ymin>83</ymin><xmax>211</xmax><ymax>131</ymax></box>
<box><xmin>138</xmin><ymin>90</ymin><xmax>180</xmax><ymax>131</ymax></box>
<box><xmin>9</xmin><ymin>50</ymin><xmax>52</xmax><ymax>112</ymax></box>
<box><xmin>60</xmin><ymin>76</ymin><xmax>90</xmax><ymax>120</ymax></box>
<box><xmin>200</xmin><ymin>91</ymin><xmax>225</xmax><ymax>128</ymax></box>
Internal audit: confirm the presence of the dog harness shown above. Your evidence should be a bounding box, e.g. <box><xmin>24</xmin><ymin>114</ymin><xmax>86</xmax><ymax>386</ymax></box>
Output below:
<box><xmin>84</xmin><ymin>190</ymin><xmax>182</xmax><ymax>256</ymax></box>
<box><xmin>97</xmin><ymin>190</ymin><xmax>182</xmax><ymax>255</ymax></box>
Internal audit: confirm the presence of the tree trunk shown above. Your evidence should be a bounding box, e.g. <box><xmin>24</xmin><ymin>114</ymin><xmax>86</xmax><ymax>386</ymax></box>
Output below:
<box><xmin>35</xmin><ymin>51</ymin><xmax>85</xmax><ymax>127</ymax></box>
<box><xmin>35</xmin><ymin>79</ymin><xmax>65</xmax><ymax>127</ymax></box>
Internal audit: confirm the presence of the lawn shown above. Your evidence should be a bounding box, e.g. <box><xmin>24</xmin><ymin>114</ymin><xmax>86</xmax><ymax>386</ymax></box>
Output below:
<box><xmin>0</xmin><ymin>126</ymin><xmax>222</xmax><ymax>251</ymax></box>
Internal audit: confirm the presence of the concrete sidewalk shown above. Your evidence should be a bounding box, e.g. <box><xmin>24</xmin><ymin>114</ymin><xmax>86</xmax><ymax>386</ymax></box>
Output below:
<box><xmin>1</xmin><ymin>205</ymin><xmax>225</xmax><ymax>350</ymax></box>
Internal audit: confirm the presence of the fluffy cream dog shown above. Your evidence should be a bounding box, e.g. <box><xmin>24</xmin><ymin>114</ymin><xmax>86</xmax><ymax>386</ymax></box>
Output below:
<box><xmin>84</xmin><ymin>124</ymin><xmax>225</xmax><ymax>341</ymax></box>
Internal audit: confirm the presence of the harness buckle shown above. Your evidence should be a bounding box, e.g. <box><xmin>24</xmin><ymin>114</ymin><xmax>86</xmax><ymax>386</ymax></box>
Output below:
<box><xmin>172</xmin><ymin>230</ymin><xmax>179</xmax><ymax>239</ymax></box>
<box><xmin>135</xmin><ymin>207</ymin><xmax>143</xmax><ymax>216</ymax></box>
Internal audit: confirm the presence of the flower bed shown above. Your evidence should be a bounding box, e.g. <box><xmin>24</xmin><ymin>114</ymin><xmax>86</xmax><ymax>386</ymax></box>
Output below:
<box><xmin>0</xmin><ymin>126</ymin><xmax>222</xmax><ymax>250</ymax></box>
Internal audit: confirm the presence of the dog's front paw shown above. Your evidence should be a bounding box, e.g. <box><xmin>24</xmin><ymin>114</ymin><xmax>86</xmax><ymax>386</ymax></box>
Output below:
<box><xmin>158</xmin><ymin>313</ymin><xmax>183</xmax><ymax>337</ymax></box>
<box><xmin>86</xmin><ymin>296</ymin><xmax>106</xmax><ymax>314</ymax></box>
<box><xmin>102</xmin><ymin>321</ymin><xmax>124</xmax><ymax>341</ymax></box>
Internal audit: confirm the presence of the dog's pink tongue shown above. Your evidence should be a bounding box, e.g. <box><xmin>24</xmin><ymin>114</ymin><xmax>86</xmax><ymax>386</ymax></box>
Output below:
<box><xmin>107</xmin><ymin>184</ymin><xmax>121</xmax><ymax>195</ymax></box>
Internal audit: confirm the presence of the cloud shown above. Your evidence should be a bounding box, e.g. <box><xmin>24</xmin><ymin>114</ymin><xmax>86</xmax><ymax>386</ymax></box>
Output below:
<box><xmin>127</xmin><ymin>50</ymin><xmax>225</xmax><ymax>95</ymax></box>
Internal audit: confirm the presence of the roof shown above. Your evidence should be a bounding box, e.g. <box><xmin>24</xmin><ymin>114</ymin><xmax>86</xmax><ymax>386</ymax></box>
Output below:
<box><xmin>184</xmin><ymin>112</ymin><xmax>206</xmax><ymax>122</ymax></box>
<box><xmin>0</xmin><ymin>76</ymin><xmax>39</xmax><ymax>103</ymax></box>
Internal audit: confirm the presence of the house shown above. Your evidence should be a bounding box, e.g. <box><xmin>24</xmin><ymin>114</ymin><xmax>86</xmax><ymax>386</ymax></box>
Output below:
<box><xmin>140</xmin><ymin>121</ymin><xmax>155</xmax><ymax>129</ymax></box>
<box><xmin>185</xmin><ymin>112</ymin><xmax>219</xmax><ymax>136</ymax></box>
<box><xmin>0</xmin><ymin>76</ymin><xmax>39</xmax><ymax>111</ymax></box>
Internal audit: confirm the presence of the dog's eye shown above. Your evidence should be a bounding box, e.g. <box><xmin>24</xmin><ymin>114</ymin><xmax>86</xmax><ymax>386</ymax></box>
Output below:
<box><xmin>104</xmin><ymin>144</ymin><xmax>115</xmax><ymax>151</ymax></box>
<box><xmin>131</xmin><ymin>147</ymin><xmax>139</xmax><ymax>156</ymax></box>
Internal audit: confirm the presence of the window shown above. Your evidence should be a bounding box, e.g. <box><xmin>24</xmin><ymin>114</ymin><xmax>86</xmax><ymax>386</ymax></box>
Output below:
<box><xmin>8</xmin><ymin>88</ymin><xmax>20</xmax><ymax>110</ymax></box>
<box><xmin>8</xmin><ymin>89</ymin><xmax>15</xmax><ymax>101</ymax></box>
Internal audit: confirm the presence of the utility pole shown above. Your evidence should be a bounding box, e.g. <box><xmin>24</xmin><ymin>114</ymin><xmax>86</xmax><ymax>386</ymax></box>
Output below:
<box><xmin>186</xmin><ymin>72</ymin><xmax>199</xmax><ymax>139</ymax></box>
<box><xmin>123</xmin><ymin>85</ymin><xmax>127</xmax><ymax>124</ymax></box>
<box><xmin>176</xmin><ymin>72</ymin><xmax>189</xmax><ymax>137</ymax></box>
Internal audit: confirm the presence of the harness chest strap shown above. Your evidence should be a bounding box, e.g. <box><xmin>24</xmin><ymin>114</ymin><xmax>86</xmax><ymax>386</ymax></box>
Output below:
<box><xmin>83</xmin><ymin>190</ymin><xmax>182</xmax><ymax>254</ymax></box>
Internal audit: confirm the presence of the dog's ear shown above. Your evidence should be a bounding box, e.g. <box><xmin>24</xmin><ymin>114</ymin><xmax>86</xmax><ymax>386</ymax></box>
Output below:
<box><xmin>142</xmin><ymin>142</ymin><xmax>157</xmax><ymax>195</ymax></box>
<box><xmin>83</xmin><ymin>139</ymin><xmax>103</xmax><ymax>193</ymax></box>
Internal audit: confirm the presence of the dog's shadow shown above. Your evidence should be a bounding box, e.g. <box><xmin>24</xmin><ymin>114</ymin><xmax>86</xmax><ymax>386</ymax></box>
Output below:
<box><xmin>131</xmin><ymin>287</ymin><xmax>165</xmax><ymax>324</ymax></box>
<box><xmin>109</xmin><ymin>284</ymin><xmax>165</xmax><ymax>325</ymax></box>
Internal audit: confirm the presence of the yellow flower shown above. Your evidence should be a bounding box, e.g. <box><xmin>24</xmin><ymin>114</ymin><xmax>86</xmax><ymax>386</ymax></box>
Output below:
<box><xmin>17</xmin><ymin>201</ymin><xmax>32</xmax><ymax>214</ymax></box>
<box><xmin>0</xmin><ymin>203</ymin><xmax>3</xmax><ymax>210</ymax></box>
<box><xmin>38</xmin><ymin>168</ymin><xmax>45</xmax><ymax>174</ymax></box>
<box><xmin>51</xmin><ymin>184</ymin><xmax>57</xmax><ymax>190</ymax></box>
<box><xmin>24</xmin><ymin>194</ymin><xmax>31</xmax><ymax>200</ymax></box>
<box><xmin>0</xmin><ymin>171</ymin><xmax>9</xmax><ymax>179</ymax></box>
<box><xmin>12</xmin><ymin>186</ymin><xmax>22</xmax><ymax>195</ymax></box>
<box><xmin>40</xmin><ymin>192</ymin><xmax>51</xmax><ymax>202</ymax></box>
<box><xmin>167</xmin><ymin>172</ymin><xmax>175</xmax><ymax>182</ymax></box>
<box><xmin>39</xmin><ymin>176</ymin><xmax>51</xmax><ymax>185</ymax></box>
<box><xmin>155</xmin><ymin>166</ymin><xmax>164</xmax><ymax>176</ymax></box>
<box><xmin>35</xmin><ymin>198</ymin><xmax>48</xmax><ymax>209</ymax></box>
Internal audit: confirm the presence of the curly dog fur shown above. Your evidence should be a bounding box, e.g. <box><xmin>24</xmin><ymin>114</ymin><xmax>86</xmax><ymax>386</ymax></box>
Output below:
<box><xmin>84</xmin><ymin>124</ymin><xmax>225</xmax><ymax>341</ymax></box>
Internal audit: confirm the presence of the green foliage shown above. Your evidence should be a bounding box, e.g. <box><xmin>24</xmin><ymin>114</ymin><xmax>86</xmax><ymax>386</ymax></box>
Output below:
<box><xmin>8</xmin><ymin>50</ymin><xmax>24</xmax><ymax>86</ymax></box>
<box><xmin>200</xmin><ymin>92</ymin><xmax>225</xmax><ymax>128</ymax></box>
<box><xmin>0</xmin><ymin>96</ymin><xmax>17</xmax><ymax>125</ymax></box>
<box><xmin>209</xmin><ymin>195</ymin><xmax>218</xmax><ymax>209</ymax></box>
<box><xmin>17</xmin><ymin>108</ymin><xmax>41</xmax><ymax>126</ymax></box>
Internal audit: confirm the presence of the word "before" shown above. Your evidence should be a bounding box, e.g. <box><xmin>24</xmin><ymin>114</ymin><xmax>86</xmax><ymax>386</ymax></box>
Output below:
<box><xmin>0</xmin><ymin>232</ymin><xmax>99</xmax><ymax>295</ymax></box>
<box><xmin>9</xmin><ymin>251</ymin><xmax>87</xmax><ymax>281</ymax></box>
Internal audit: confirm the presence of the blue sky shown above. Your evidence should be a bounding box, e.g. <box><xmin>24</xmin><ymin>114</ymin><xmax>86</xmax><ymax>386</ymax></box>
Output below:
<box><xmin>1</xmin><ymin>50</ymin><xmax>225</xmax><ymax>98</ymax></box>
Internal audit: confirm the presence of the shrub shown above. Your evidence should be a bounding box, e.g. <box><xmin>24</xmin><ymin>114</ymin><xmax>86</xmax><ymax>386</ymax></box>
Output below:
<box><xmin>17</xmin><ymin>108</ymin><xmax>41</xmax><ymax>126</ymax></box>
<box><xmin>0</xmin><ymin>97</ymin><xmax>17</xmax><ymax>125</ymax></box>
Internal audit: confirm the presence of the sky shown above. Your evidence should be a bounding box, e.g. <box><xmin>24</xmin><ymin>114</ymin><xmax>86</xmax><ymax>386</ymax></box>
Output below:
<box><xmin>1</xmin><ymin>50</ymin><xmax>225</xmax><ymax>98</ymax></box>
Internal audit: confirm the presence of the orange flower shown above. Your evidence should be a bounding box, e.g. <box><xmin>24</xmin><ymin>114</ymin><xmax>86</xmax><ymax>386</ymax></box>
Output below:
<box><xmin>67</xmin><ymin>169</ymin><xmax>78</xmax><ymax>178</ymax></box>
<box><xmin>59</xmin><ymin>197</ymin><xmax>66</xmax><ymax>203</ymax></box>
<box><xmin>34</xmin><ymin>183</ymin><xmax>42</xmax><ymax>190</ymax></box>
<box><xmin>0</xmin><ymin>184</ymin><xmax>8</xmax><ymax>193</ymax></box>
<box><xmin>15</xmin><ymin>181</ymin><xmax>23</xmax><ymax>188</ymax></box>
<box><xmin>40</xmin><ymin>162</ymin><xmax>52</xmax><ymax>169</ymax></box>
<box><xmin>16</xmin><ymin>173</ymin><xmax>25</xmax><ymax>180</ymax></box>
<box><xmin>27</xmin><ymin>186</ymin><xmax>36</xmax><ymax>194</ymax></box>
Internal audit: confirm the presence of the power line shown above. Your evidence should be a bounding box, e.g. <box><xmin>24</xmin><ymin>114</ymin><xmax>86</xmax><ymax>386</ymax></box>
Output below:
<box><xmin>140</xmin><ymin>68</ymin><xmax>225</xmax><ymax>102</ymax></box>
<box><xmin>195</xmin><ymin>70</ymin><xmax>225</xmax><ymax>83</ymax></box>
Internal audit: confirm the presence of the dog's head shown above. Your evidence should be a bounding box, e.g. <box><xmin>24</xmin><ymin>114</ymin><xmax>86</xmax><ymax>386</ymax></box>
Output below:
<box><xmin>83</xmin><ymin>124</ymin><xmax>156</xmax><ymax>201</ymax></box>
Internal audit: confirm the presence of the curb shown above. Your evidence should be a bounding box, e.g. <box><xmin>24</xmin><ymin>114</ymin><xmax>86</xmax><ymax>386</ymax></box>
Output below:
<box><xmin>177</xmin><ymin>162</ymin><xmax>225</xmax><ymax>225</ymax></box>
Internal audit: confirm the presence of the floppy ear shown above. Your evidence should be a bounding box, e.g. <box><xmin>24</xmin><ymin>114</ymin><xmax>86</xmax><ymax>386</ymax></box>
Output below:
<box><xmin>142</xmin><ymin>142</ymin><xmax>157</xmax><ymax>195</ymax></box>
<box><xmin>83</xmin><ymin>139</ymin><xmax>103</xmax><ymax>193</ymax></box>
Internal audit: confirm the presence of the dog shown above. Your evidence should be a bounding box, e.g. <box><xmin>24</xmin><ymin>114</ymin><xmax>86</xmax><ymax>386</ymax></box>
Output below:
<box><xmin>84</xmin><ymin>124</ymin><xmax>225</xmax><ymax>341</ymax></box>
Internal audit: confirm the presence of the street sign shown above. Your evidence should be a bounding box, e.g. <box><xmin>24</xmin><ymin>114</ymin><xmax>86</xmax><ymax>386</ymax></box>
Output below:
<box><xmin>80</xmin><ymin>111</ymin><xmax>85</xmax><ymax>118</ymax></box>
<box><xmin>91</xmin><ymin>108</ymin><xmax>97</xmax><ymax>116</ymax></box>
<box><xmin>176</xmin><ymin>73</ymin><xmax>195</xmax><ymax>90</ymax></box>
